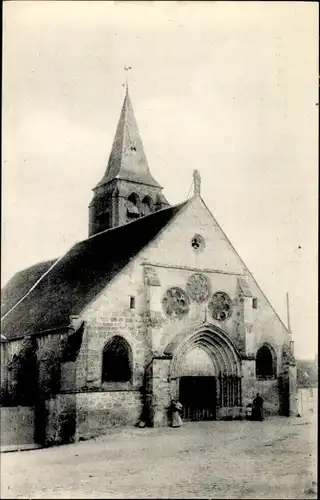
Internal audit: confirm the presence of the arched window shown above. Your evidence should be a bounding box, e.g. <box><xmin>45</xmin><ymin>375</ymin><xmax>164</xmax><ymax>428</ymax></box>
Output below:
<box><xmin>256</xmin><ymin>344</ymin><xmax>276</xmax><ymax>379</ymax></box>
<box><xmin>141</xmin><ymin>196</ymin><xmax>153</xmax><ymax>216</ymax></box>
<box><xmin>126</xmin><ymin>193</ymin><xmax>140</xmax><ymax>221</ymax></box>
<box><xmin>102</xmin><ymin>336</ymin><xmax>132</xmax><ymax>383</ymax></box>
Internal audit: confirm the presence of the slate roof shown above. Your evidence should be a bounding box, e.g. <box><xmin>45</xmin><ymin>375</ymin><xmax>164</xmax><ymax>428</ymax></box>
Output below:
<box><xmin>95</xmin><ymin>88</ymin><xmax>161</xmax><ymax>189</ymax></box>
<box><xmin>1</xmin><ymin>202</ymin><xmax>187</xmax><ymax>340</ymax></box>
<box><xmin>1</xmin><ymin>260</ymin><xmax>57</xmax><ymax>317</ymax></box>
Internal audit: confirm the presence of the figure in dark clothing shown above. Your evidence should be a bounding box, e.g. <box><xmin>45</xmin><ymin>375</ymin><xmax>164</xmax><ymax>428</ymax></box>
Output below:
<box><xmin>137</xmin><ymin>385</ymin><xmax>147</xmax><ymax>428</ymax></box>
<box><xmin>252</xmin><ymin>393</ymin><xmax>264</xmax><ymax>421</ymax></box>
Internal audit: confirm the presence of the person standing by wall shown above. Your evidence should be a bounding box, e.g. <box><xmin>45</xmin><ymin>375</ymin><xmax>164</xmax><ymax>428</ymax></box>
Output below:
<box><xmin>170</xmin><ymin>400</ymin><xmax>183</xmax><ymax>428</ymax></box>
<box><xmin>252</xmin><ymin>393</ymin><xmax>264</xmax><ymax>421</ymax></box>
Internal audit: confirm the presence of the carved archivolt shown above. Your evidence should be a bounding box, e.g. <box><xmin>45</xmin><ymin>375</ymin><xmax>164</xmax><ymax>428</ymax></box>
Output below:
<box><xmin>186</xmin><ymin>273</ymin><xmax>210</xmax><ymax>303</ymax></box>
<box><xmin>208</xmin><ymin>291</ymin><xmax>233</xmax><ymax>321</ymax></box>
<box><xmin>162</xmin><ymin>287</ymin><xmax>190</xmax><ymax>318</ymax></box>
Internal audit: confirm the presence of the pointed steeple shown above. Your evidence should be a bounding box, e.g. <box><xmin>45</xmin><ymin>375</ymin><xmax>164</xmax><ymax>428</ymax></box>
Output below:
<box><xmin>88</xmin><ymin>87</ymin><xmax>169</xmax><ymax>236</ymax></box>
<box><xmin>96</xmin><ymin>88</ymin><xmax>161</xmax><ymax>189</ymax></box>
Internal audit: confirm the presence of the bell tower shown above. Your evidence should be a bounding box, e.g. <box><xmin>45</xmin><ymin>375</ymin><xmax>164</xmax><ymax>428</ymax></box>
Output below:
<box><xmin>89</xmin><ymin>87</ymin><xmax>169</xmax><ymax>236</ymax></box>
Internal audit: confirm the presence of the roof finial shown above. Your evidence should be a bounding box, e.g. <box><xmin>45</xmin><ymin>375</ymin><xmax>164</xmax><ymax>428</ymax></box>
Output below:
<box><xmin>124</xmin><ymin>65</ymin><xmax>132</xmax><ymax>93</ymax></box>
<box><xmin>193</xmin><ymin>169</ymin><xmax>201</xmax><ymax>197</ymax></box>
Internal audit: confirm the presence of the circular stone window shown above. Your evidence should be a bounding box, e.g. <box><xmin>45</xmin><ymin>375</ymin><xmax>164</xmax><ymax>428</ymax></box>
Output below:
<box><xmin>208</xmin><ymin>291</ymin><xmax>233</xmax><ymax>321</ymax></box>
<box><xmin>186</xmin><ymin>273</ymin><xmax>211</xmax><ymax>303</ymax></box>
<box><xmin>162</xmin><ymin>287</ymin><xmax>190</xmax><ymax>318</ymax></box>
<box><xmin>191</xmin><ymin>234</ymin><xmax>205</xmax><ymax>251</ymax></box>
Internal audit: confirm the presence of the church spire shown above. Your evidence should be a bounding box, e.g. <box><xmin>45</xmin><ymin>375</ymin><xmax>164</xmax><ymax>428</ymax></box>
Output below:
<box><xmin>96</xmin><ymin>87</ymin><xmax>161</xmax><ymax>189</ymax></box>
<box><xmin>89</xmin><ymin>86</ymin><xmax>169</xmax><ymax>236</ymax></box>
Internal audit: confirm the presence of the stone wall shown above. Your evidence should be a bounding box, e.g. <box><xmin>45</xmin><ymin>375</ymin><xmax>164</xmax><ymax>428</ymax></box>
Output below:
<box><xmin>74</xmin><ymin>319</ymin><xmax>146</xmax><ymax>393</ymax></box>
<box><xmin>37</xmin><ymin>334</ymin><xmax>63</xmax><ymax>396</ymax></box>
<box><xmin>139</xmin><ymin>196</ymin><xmax>289</xmax><ymax>369</ymax></box>
<box><xmin>241</xmin><ymin>358</ymin><xmax>280</xmax><ymax>415</ymax></box>
<box><xmin>76</xmin><ymin>391</ymin><xmax>141</xmax><ymax>440</ymax></box>
<box><xmin>0</xmin><ymin>342</ymin><xmax>8</xmax><ymax>399</ymax></box>
<box><xmin>45</xmin><ymin>390</ymin><xmax>141</xmax><ymax>445</ymax></box>
<box><xmin>5</xmin><ymin>338</ymin><xmax>24</xmax><ymax>400</ymax></box>
<box><xmin>288</xmin><ymin>364</ymin><xmax>297</xmax><ymax>416</ymax></box>
<box><xmin>0</xmin><ymin>406</ymin><xmax>40</xmax><ymax>451</ymax></box>
<box><xmin>45</xmin><ymin>393</ymin><xmax>77</xmax><ymax>446</ymax></box>
<box><xmin>150</xmin><ymin>358</ymin><xmax>171</xmax><ymax>427</ymax></box>
<box><xmin>79</xmin><ymin>261</ymin><xmax>149</xmax><ymax>393</ymax></box>
<box><xmin>75</xmin><ymin>196</ymin><xmax>292</xmax><ymax>428</ymax></box>
<box><xmin>255</xmin><ymin>379</ymin><xmax>280</xmax><ymax>416</ymax></box>
<box><xmin>4</xmin><ymin>333</ymin><xmax>64</xmax><ymax>404</ymax></box>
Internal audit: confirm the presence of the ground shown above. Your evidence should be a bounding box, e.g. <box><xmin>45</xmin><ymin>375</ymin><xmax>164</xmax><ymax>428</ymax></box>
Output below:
<box><xmin>1</xmin><ymin>413</ymin><xmax>317</xmax><ymax>499</ymax></box>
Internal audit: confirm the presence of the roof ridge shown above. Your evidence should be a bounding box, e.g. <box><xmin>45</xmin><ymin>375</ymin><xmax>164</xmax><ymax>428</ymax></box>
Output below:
<box><xmin>82</xmin><ymin>199</ymin><xmax>187</xmax><ymax>243</ymax></box>
<box><xmin>1</xmin><ymin>200</ymin><xmax>189</xmax><ymax>336</ymax></box>
<box><xmin>79</xmin><ymin>199</ymin><xmax>191</xmax><ymax>319</ymax></box>
<box><xmin>1</xmin><ymin>258</ymin><xmax>57</xmax><ymax>291</ymax></box>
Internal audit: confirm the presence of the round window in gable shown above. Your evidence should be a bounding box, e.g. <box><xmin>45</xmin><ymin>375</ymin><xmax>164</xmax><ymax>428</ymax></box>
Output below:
<box><xmin>191</xmin><ymin>234</ymin><xmax>205</xmax><ymax>252</ymax></box>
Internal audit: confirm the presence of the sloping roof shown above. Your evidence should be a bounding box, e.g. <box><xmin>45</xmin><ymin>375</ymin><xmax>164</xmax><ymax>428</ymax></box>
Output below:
<box><xmin>1</xmin><ymin>260</ymin><xmax>57</xmax><ymax>317</ymax></box>
<box><xmin>1</xmin><ymin>202</ymin><xmax>187</xmax><ymax>340</ymax></box>
<box><xmin>95</xmin><ymin>88</ymin><xmax>161</xmax><ymax>189</ymax></box>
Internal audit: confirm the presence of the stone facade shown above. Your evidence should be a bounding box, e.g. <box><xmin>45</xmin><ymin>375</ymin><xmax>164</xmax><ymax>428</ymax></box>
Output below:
<box><xmin>1</xmin><ymin>90</ymin><xmax>297</xmax><ymax>447</ymax></box>
<box><xmin>50</xmin><ymin>195</ymin><xmax>294</xmax><ymax>437</ymax></box>
<box><xmin>1</xmin><ymin>194</ymin><xmax>297</xmax><ymax>446</ymax></box>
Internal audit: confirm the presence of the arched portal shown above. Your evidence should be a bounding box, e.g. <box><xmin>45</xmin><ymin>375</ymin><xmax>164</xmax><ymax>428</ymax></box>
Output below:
<box><xmin>165</xmin><ymin>325</ymin><xmax>242</xmax><ymax>421</ymax></box>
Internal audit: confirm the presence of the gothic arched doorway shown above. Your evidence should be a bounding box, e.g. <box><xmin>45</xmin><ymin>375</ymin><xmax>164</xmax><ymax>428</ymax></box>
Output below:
<box><xmin>165</xmin><ymin>325</ymin><xmax>242</xmax><ymax>421</ymax></box>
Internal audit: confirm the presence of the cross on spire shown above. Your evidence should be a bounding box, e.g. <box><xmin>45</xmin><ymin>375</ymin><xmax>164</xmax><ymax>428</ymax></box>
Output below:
<box><xmin>193</xmin><ymin>169</ymin><xmax>201</xmax><ymax>197</ymax></box>
<box><xmin>124</xmin><ymin>65</ymin><xmax>132</xmax><ymax>91</ymax></box>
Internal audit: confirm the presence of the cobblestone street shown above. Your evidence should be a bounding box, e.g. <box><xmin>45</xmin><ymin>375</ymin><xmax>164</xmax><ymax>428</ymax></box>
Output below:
<box><xmin>1</xmin><ymin>414</ymin><xmax>317</xmax><ymax>499</ymax></box>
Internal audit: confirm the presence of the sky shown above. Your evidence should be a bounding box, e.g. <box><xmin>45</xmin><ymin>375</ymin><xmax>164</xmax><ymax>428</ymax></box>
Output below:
<box><xmin>2</xmin><ymin>1</ymin><xmax>318</xmax><ymax>359</ymax></box>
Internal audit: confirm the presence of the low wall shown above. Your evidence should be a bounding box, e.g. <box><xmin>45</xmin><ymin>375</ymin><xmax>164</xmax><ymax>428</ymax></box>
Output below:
<box><xmin>76</xmin><ymin>390</ymin><xmax>141</xmax><ymax>440</ymax></box>
<box><xmin>45</xmin><ymin>394</ymin><xmax>77</xmax><ymax>446</ymax></box>
<box><xmin>0</xmin><ymin>406</ymin><xmax>40</xmax><ymax>452</ymax></box>
<box><xmin>45</xmin><ymin>390</ymin><xmax>142</xmax><ymax>445</ymax></box>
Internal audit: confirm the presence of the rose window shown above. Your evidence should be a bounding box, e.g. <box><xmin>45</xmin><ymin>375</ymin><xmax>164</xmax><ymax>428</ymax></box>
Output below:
<box><xmin>162</xmin><ymin>287</ymin><xmax>190</xmax><ymax>318</ymax></box>
<box><xmin>186</xmin><ymin>273</ymin><xmax>210</xmax><ymax>303</ymax></box>
<box><xmin>208</xmin><ymin>291</ymin><xmax>233</xmax><ymax>321</ymax></box>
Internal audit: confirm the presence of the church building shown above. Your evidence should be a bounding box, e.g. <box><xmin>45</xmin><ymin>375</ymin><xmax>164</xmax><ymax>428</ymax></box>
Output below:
<box><xmin>1</xmin><ymin>87</ymin><xmax>297</xmax><ymax>446</ymax></box>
